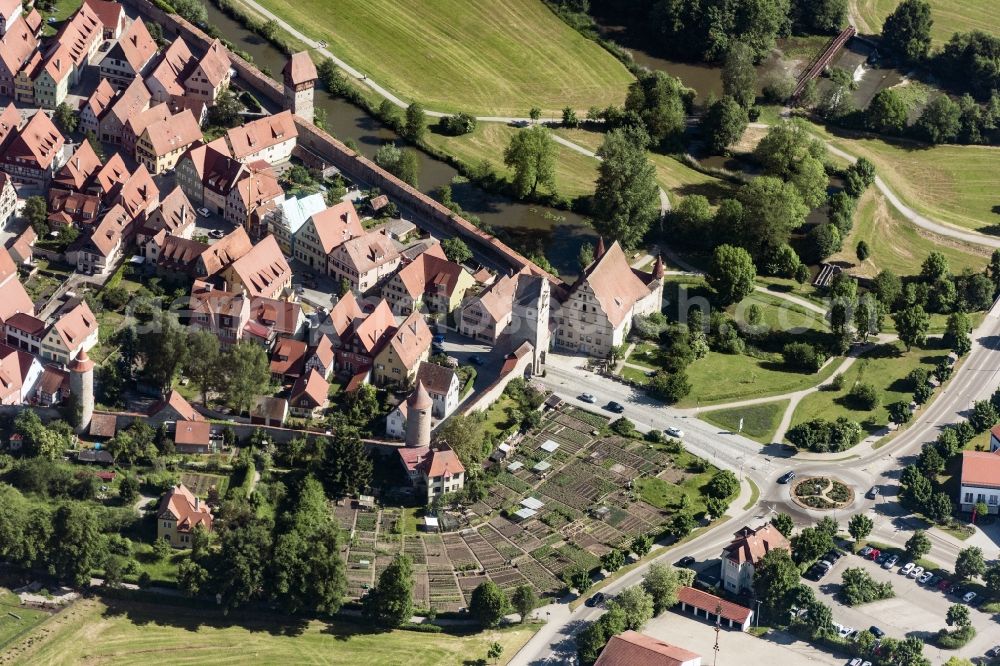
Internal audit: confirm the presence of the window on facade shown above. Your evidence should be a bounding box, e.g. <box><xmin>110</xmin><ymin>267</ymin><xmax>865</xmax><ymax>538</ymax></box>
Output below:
<box><xmin>977</xmin><ymin>493</ymin><xmax>986</xmax><ymax>503</ymax></box>
<box><xmin>990</xmin><ymin>495</ymin><xmax>999</xmax><ymax>505</ymax></box>
<box><xmin>964</xmin><ymin>492</ymin><xmax>974</xmax><ymax>503</ymax></box>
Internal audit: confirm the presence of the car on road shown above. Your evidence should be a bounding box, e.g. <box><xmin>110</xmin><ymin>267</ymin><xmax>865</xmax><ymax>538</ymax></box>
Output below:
<box><xmin>908</xmin><ymin>566</ymin><xmax>924</xmax><ymax>579</ymax></box>
<box><xmin>469</xmin><ymin>355</ymin><xmax>485</xmax><ymax>366</ymax></box>
<box><xmin>918</xmin><ymin>571</ymin><xmax>934</xmax><ymax>584</ymax></box>
<box><xmin>778</xmin><ymin>471</ymin><xmax>796</xmax><ymax>484</ymax></box>
<box><xmin>579</xmin><ymin>393</ymin><xmax>596</xmax><ymax>404</ymax></box>
<box><xmin>963</xmin><ymin>591</ymin><xmax>977</xmax><ymax>604</ymax></box>
<box><xmin>197</xmin><ymin>207</ymin><xmax>211</xmax><ymax>217</ymax></box>
<box><xmin>900</xmin><ymin>562</ymin><xmax>915</xmax><ymax>576</ymax></box>
<box><xmin>882</xmin><ymin>554</ymin><xmax>898</xmax><ymax>569</ymax></box>
<box><xmin>859</xmin><ymin>546</ymin><xmax>874</xmax><ymax>558</ymax></box>
<box><xmin>208</xmin><ymin>229</ymin><xmax>225</xmax><ymax>239</ymax></box>
<box><xmin>869</xmin><ymin>626</ymin><xmax>885</xmax><ymax>638</ymax></box>
<box><xmin>867</xmin><ymin>486</ymin><xmax>880</xmax><ymax>499</ymax></box>
<box><xmin>676</xmin><ymin>556</ymin><xmax>695</xmax><ymax>568</ymax></box>
<box><xmin>665</xmin><ymin>427</ymin><xmax>684</xmax><ymax>438</ymax></box>
<box><xmin>605</xmin><ymin>401</ymin><xmax>625</xmax><ymax>413</ymax></box>
<box><xmin>584</xmin><ymin>592</ymin><xmax>605</xmax><ymax>607</ymax></box>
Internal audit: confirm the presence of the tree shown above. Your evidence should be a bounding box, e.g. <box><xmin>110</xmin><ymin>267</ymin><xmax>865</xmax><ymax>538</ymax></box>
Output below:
<box><xmin>705</xmin><ymin>496</ymin><xmax>728</xmax><ymax>520</ymax></box>
<box><xmin>270</xmin><ymin>477</ymin><xmax>347</xmax><ymax>614</ymax></box>
<box><xmin>974</xmin><ymin>500</ymin><xmax>989</xmax><ymax>519</ymax></box>
<box><xmin>221</xmin><ymin>342</ymin><xmax>270</xmax><ymax>415</ymax></box>
<box><xmin>601</xmin><ymin>549</ymin><xmax>626</xmax><ymax>573</ymax></box>
<box><xmin>49</xmin><ymin>503</ymin><xmax>105</xmax><ymax>586</ymax></box>
<box><xmin>848</xmin><ymin>514</ymin><xmax>873</xmax><ymax>543</ymax></box>
<box><xmin>529</xmin><ymin>106</ymin><xmax>541</xmax><ymax>122</ymax></box>
<box><xmin>926</xmin><ymin>492</ymin><xmax>953</xmax><ymax>523</ymax></box>
<box><xmin>882</xmin><ymin>0</ymin><xmax>933</xmax><ymax>63</ymax></box>
<box><xmin>791</xmin><ymin>527</ymin><xmax>834</xmax><ymax>565</ymax></box>
<box><xmin>944</xmin><ymin>311</ymin><xmax>972</xmax><ymax>356</ymax></box>
<box><xmin>905</xmin><ymin>529</ymin><xmax>931</xmax><ymax>560</ymax></box>
<box><xmin>840</xmin><ymin>567</ymin><xmax>895</xmax><ymax>605</ymax></box>
<box><xmin>854</xmin><ymin>293</ymin><xmax>884</xmax><ymax>341</ymax></box>
<box><xmin>440</xmin><ymin>237</ymin><xmax>472</xmax><ymax>264</ymax></box>
<box><xmin>631</xmin><ymin>534</ymin><xmax>653</xmax><ymax>557</ymax></box>
<box><xmin>118</xmin><ymin>474</ymin><xmax>139</xmax><ymax>503</ymax></box>
<box><xmin>893</xmin><ymin>305</ymin><xmax>930</xmax><ymax>350</ymax></box>
<box><xmin>722</xmin><ymin>42</ymin><xmax>757</xmax><ymax>109</ymax></box>
<box><xmin>969</xmin><ymin>400</ymin><xmax>998</xmax><ymax>433</ymax></box>
<box><xmin>561</xmin><ymin>107</ymin><xmax>578</xmax><ymax>128</ymax></box>
<box><xmin>754</xmin><ymin>120</ymin><xmax>826</xmax><ymax>179</ymax></box>
<box><xmin>946</xmin><ymin>603</ymin><xmax>971</xmax><ymax>629</ymax></box>
<box><xmin>23</xmin><ymin>195</ymin><xmax>47</xmax><ymax>230</ymax></box>
<box><xmin>791</xmin><ymin>0</ymin><xmax>848</xmax><ymax>33</ymax></box>
<box><xmin>706</xmin><ymin>244</ymin><xmax>755</xmax><ymax>307</ymax></box>
<box><xmin>511</xmin><ymin>584</ymin><xmax>537</xmax><ymax>622</ymax></box>
<box><xmin>470</xmin><ymin>580</ymin><xmax>510</xmax><ymax>628</ymax></box>
<box><xmin>872</xmin><ymin>270</ymin><xmax>902</xmax><ymax>308</ymax></box>
<box><xmin>404</xmin><ymin>102</ymin><xmax>426</xmax><ymax>141</ymax></box>
<box><xmin>592</xmin><ymin>127</ymin><xmax>660</xmax><ymax>250</ymax></box>
<box><xmin>984</xmin><ymin>562</ymin><xmax>1000</xmax><ymax>595</ymax></box>
<box><xmin>320</xmin><ymin>428</ymin><xmax>373</xmax><ymax>499</ymax></box>
<box><xmin>753</xmin><ymin>549</ymin><xmax>800</xmax><ymax>615</ymax></box>
<box><xmin>808</xmin><ymin>223</ymin><xmax>841</xmax><ymax>263</ymax></box>
<box><xmin>955</xmin><ymin>546</ymin><xmax>985</xmax><ymax>581</ymax></box>
<box><xmin>915</xmin><ymin>95</ymin><xmax>961</xmax><ymax>144</ymax></box>
<box><xmin>888</xmin><ymin>400</ymin><xmax>913</xmax><ymax>424</ymax></box>
<box><xmin>564</xmin><ymin>566</ymin><xmax>592</xmax><ymax>594</ymax></box>
<box><xmin>177</xmin><ymin>559</ymin><xmax>209</xmax><ymax>597</ymax></box>
<box><xmin>608</xmin><ymin>585</ymin><xmax>653</xmax><ymax>631</ymax></box>
<box><xmin>701</xmin><ymin>96</ymin><xmax>749</xmax><ymax>154</ymax></box>
<box><xmin>771</xmin><ymin>513</ymin><xmax>794</xmax><ymax>538</ymax></box>
<box><xmin>184</xmin><ymin>330</ymin><xmax>220</xmax><ymax>405</ymax></box>
<box><xmin>363</xmin><ymin>553</ymin><xmax>413</xmax><ymax>627</ymax></box>
<box><xmin>213</xmin><ymin>514</ymin><xmax>273</xmax><ymax>609</ymax></box>
<box><xmin>706</xmin><ymin>470</ymin><xmax>739</xmax><ymax>499</ymax></box>
<box><xmin>144</xmin><ymin>312</ymin><xmax>189</xmax><ymax>390</ymax></box>
<box><xmin>439</xmin><ymin>112</ymin><xmax>476</xmax><ymax>135</ymax></box>
<box><xmin>207</xmin><ymin>86</ymin><xmax>243</xmax><ymax>128</ymax></box>
<box><xmin>866</xmin><ymin>89</ymin><xmax>909</xmax><ymax>134</ymax></box>
<box><xmin>736</xmin><ymin>176</ymin><xmax>808</xmax><ymax>261</ymax></box>
<box><xmin>374</xmin><ymin>143</ymin><xmax>420</xmax><ymax>188</ymax></box>
<box><xmin>642</xmin><ymin>562</ymin><xmax>682</xmax><ymax>615</ymax></box>
<box><xmin>624</xmin><ymin>71</ymin><xmax>686</xmax><ymax>147</ymax></box>
<box><xmin>487</xmin><ymin>642</ymin><xmax>504</xmax><ymax>665</ymax></box>
<box><xmin>504</xmin><ymin>125</ymin><xmax>556</xmax><ymax>198</ymax></box>
<box><xmin>53</xmin><ymin>102</ymin><xmax>78</xmax><ymax>134</ymax></box>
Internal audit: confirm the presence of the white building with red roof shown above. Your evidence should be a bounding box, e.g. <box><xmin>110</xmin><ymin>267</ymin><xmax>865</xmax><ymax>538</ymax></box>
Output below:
<box><xmin>0</xmin><ymin>341</ymin><xmax>42</xmax><ymax>405</ymax></box>
<box><xmin>224</xmin><ymin>110</ymin><xmax>297</xmax><ymax>165</ymax></box>
<box><xmin>960</xmin><ymin>447</ymin><xmax>1000</xmax><ymax>515</ymax></box>
<box><xmin>720</xmin><ymin>523</ymin><xmax>791</xmax><ymax>594</ymax></box>
<box><xmin>289</xmin><ymin>368</ymin><xmax>328</xmax><ymax>419</ymax></box>
<box><xmin>396</xmin><ymin>442</ymin><xmax>465</xmax><ymax>504</ymax></box>
<box><xmin>157</xmin><ymin>483</ymin><xmax>213</xmax><ymax>547</ymax></box>
<box><xmin>40</xmin><ymin>299</ymin><xmax>98</xmax><ymax>365</ymax></box>
<box><xmin>0</xmin><ymin>109</ymin><xmax>65</xmax><ymax>187</ymax></box>
<box><xmin>595</xmin><ymin>631</ymin><xmax>701</xmax><ymax>666</ymax></box>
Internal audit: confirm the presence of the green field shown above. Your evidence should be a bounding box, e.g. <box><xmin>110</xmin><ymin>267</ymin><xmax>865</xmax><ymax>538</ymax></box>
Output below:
<box><xmin>634</xmin><ymin>450</ymin><xmax>721</xmax><ymax>511</ymax></box>
<box><xmin>680</xmin><ymin>351</ymin><xmax>841</xmax><ymax>407</ymax></box>
<box><xmin>0</xmin><ymin>590</ymin><xmax>49</xmax><ymax>652</ymax></box>
<box><xmin>789</xmin><ymin>340</ymin><xmax>950</xmax><ymax>437</ymax></box>
<box><xmin>729</xmin><ymin>291</ymin><xmax>827</xmax><ymax>332</ymax></box>
<box><xmin>701</xmin><ymin>400</ymin><xmax>790</xmax><ymax>444</ymax></box>
<box><xmin>252</xmin><ymin>0</ymin><xmax>632</xmax><ymax>116</ymax></box>
<box><xmin>425</xmin><ymin>123</ymin><xmax>599</xmax><ymax>199</ymax></box>
<box><xmin>179</xmin><ymin>472</ymin><xmax>230</xmax><ymax>499</ymax></box>
<box><xmin>852</xmin><ymin>0</ymin><xmax>997</xmax><ymax>45</ymax></box>
<box><xmin>830</xmin><ymin>189</ymin><xmax>989</xmax><ymax>278</ymax></box>
<box><xmin>809</xmin><ymin>123</ymin><xmax>1000</xmax><ymax>233</ymax></box>
<box><xmin>9</xmin><ymin>597</ymin><xmax>535</xmax><ymax>665</ymax></box>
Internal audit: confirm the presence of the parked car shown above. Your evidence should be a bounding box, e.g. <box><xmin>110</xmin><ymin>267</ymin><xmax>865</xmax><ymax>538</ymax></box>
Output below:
<box><xmin>900</xmin><ymin>562</ymin><xmax>915</xmax><ymax>576</ymax></box>
<box><xmin>846</xmin><ymin>629</ymin><xmax>859</xmax><ymax>641</ymax></box>
<box><xmin>870</xmin><ymin>626</ymin><xmax>885</xmax><ymax>638</ymax></box>
<box><xmin>837</xmin><ymin>625</ymin><xmax>854</xmax><ymax>638</ymax></box>
<box><xmin>579</xmin><ymin>393</ymin><xmax>596</xmax><ymax>404</ymax></box>
<box><xmin>849</xmin><ymin>659</ymin><xmax>863</xmax><ymax>666</ymax></box>
<box><xmin>986</xmin><ymin>645</ymin><xmax>1000</xmax><ymax>658</ymax></box>
<box><xmin>778</xmin><ymin>471</ymin><xmax>796</xmax><ymax>484</ymax></box>
<box><xmin>908</xmin><ymin>566</ymin><xmax>924</xmax><ymax>579</ymax></box>
<box><xmin>859</xmin><ymin>546</ymin><xmax>874</xmax><ymax>558</ymax></box>
<box><xmin>882</xmin><ymin>554</ymin><xmax>899</xmax><ymax>569</ymax></box>
<box><xmin>676</xmin><ymin>556</ymin><xmax>695</xmax><ymax>568</ymax></box>
<box><xmin>963</xmin><ymin>591</ymin><xmax>977</xmax><ymax>604</ymax></box>
<box><xmin>208</xmin><ymin>229</ymin><xmax>225</xmax><ymax>239</ymax></box>
<box><xmin>584</xmin><ymin>592</ymin><xmax>605</xmax><ymax>607</ymax></box>
<box><xmin>867</xmin><ymin>548</ymin><xmax>880</xmax><ymax>560</ymax></box>
<box><xmin>432</xmin><ymin>334</ymin><xmax>446</xmax><ymax>344</ymax></box>
<box><xmin>875</xmin><ymin>552</ymin><xmax>890</xmax><ymax>565</ymax></box>
<box><xmin>825</xmin><ymin>550</ymin><xmax>843</xmax><ymax>563</ymax></box>
<box><xmin>939</xmin><ymin>579</ymin><xmax>954</xmax><ymax>593</ymax></box>
<box><xmin>918</xmin><ymin>571</ymin><xmax>934</xmax><ymax>584</ymax></box>
<box><xmin>197</xmin><ymin>207</ymin><xmax>211</xmax><ymax>217</ymax></box>
<box><xmin>665</xmin><ymin>426</ymin><xmax>684</xmax><ymax>438</ymax></box>
<box><xmin>925</xmin><ymin>575</ymin><xmax>939</xmax><ymax>586</ymax></box>
<box><xmin>866</xmin><ymin>486</ymin><xmax>880</xmax><ymax>499</ymax></box>
<box><xmin>605</xmin><ymin>401</ymin><xmax>625</xmax><ymax>413</ymax></box>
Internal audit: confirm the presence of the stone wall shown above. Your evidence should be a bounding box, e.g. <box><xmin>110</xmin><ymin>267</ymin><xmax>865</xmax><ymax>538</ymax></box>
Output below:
<box><xmin>461</xmin><ymin>342</ymin><xmax>534</xmax><ymax>415</ymax></box>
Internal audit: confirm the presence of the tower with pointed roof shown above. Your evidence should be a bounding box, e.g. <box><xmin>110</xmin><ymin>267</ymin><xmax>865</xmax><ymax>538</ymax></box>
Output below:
<box><xmin>68</xmin><ymin>348</ymin><xmax>94</xmax><ymax>434</ymax></box>
<box><xmin>283</xmin><ymin>51</ymin><xmax>317</xmax><ymax>123</ymax></box>
<box><xmin>405</xmin><ymin>380</ymin><xmax>432</xmax><ymax>448</ymax></box>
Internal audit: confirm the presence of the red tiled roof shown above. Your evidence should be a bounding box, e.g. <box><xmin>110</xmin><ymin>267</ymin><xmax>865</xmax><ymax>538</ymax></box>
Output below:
<box><xmin>226</xmin><ymin>235</ymin><xmax>291</xmax><ymax>299</ymax></box>
<box><xmin>677</xmin><ymin>586</ymin><xmax>751</xmax><ymax>624</ymax></box>
<box><xmin>283</xmin><ymin>51</ymin><xmax>316</xmax><ymax>86</ymax></box>
<box><xmin>290</xmin><ymin>369</ymin><xmax>328</xmax><ymax>408</ymax></box>
<box><xmin>595</xmin><ymin>631</ymin><xmax>701</xmax><ymax>666</ymax></box>
<box><xmin>6</xmin><ymin>111</ymin><xmax>64</xmax><ymax>170</ymax></box>
<box><xmin>961</xmin><ymin>450</ymin><xmax>1000</xmax><ymax>489</ymax></box>
<box><xmin>724</xmin><ymin>523</ymin><xmax>790</xmax><ymax>565</ymax></box>
<box><xmin>148</xmin><ymin>389</ymin><xmax>202</xmax><ymax>421</ymax></box>
<box><xmin>175</xmin><ymin>419</ymin><xmax>210</xmax><ymax>446</ymax></box>
<box><xmin>269</xmin><ymin>337</ymin><xmax>307</xmax><ymax>377</ymax></box>
<box><xmin>422</xmin><ymin>445</ymin><xmax>464</xmax><ymax>478</ymax></box>
<box><xmin>158</xmin><ymin>483</ymin><xmax>213</xmax><ymax>532</ymax></box>
<box><xmin>225</xmin><ymin>110</ymin><xmax>297</xmax><ymax>161</ymax></box>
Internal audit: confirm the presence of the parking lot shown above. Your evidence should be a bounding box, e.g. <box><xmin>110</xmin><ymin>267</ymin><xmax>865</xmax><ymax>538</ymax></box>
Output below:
<box><xmin>803</xmin><ymin>548</ymin><xmax>999</xmax><ymax>663</ymax></box>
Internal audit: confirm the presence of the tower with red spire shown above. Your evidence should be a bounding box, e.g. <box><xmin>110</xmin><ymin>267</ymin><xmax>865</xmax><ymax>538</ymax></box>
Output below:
<box><xmin>68</xmin><ymin>349</ymin><xmax>95</xmax><ymax>434</ymax></box>
<box><xmin>594</xmin><ymin>236</ymin><xmax>606</xmax><ymax>261</ymax></box>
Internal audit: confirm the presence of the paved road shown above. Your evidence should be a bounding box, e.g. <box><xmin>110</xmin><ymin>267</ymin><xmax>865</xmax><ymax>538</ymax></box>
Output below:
<box><xmin>514</xmin><ymin>296</ymin><xmax>1000</xmax><ymax>664</ymax></box>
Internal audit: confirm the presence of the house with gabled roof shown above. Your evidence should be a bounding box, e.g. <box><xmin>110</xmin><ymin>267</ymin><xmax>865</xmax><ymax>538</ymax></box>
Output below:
<box><xmin>0</xmin><ymin>342</ymin><xmax>41</xmax><ymax>405</ymax></box>
<box><xmin>99</xmin><ymin>17</ymin><xmax>157</xmax><ymax>89</ymax></box>
<box><xmin>70</xmin><ymin>204</ymin><xmax>132</xmax><ymax>276</ymax></box>
<box><xmin>397</xmin><ymin>443</ymin><xmax>465</xmax><ymax>504</ymax></box>
<box><xmin>79</xmin><ymin>78</ymin><xmax>116</xmax><ymax>136</ymax></box>
<box><xmin>187</xmin><ymin>280</ymin><xmax>249</xmax><ymax>348</ymax></box>
<box><xmin>99</xmin><ymin>77</ymin><xmax>151</xmax><ymax>145</ymax></box>
<box><xmin>148</xmin><ymin>389</ymin><xmax>203</xmax><ymax>425</ymax></box>
<box><xmin>197</xmin><ymin>226</ymin><xmax>253</xmax><ymax>276</ymax></box>
<box><xmin>289</xmin><ymin>368</ymin><xmax>328</xmax><ymax>419</ymax></box>
<box><xmin>4</xmin><ymin>311</ymin><xmax>45</xmax><ymax>353</ymax></box>
<box><xmin>33</xmin><ymin>1</ymin><xmax>102</xmax><ymax>108</ymax></box>
<box><xmin>150</xmin><ymin>233</ymin><xmax>207</xmax><ymax>276</ymax></box>
<box><xmin>414</xmin><ymin>361</ymin><xmax>461</xmax><ymax>419</ymax></box>
<box><xmin>138</xmin><ymin>185</ymin><xmax>195</xmax><ymax>247</ymax></box>
<box><xmin>92</xmin><ymin>152</ymin><xmax>130</xmax><ymax>197</ymax></box>
<box><xmin>959</xmin><ymin>448</ymin><xmax>1000</xmax><ymax>515</ymax></box>
<box><xmin>293</xmin><ymin>199</ymin><xmax>363</xmax><ymax>270</ymax></box>
<box><xmin>122</xmin><ymin>102</ymin><xmax>171</xmax><ymax>157</ymax></box>
<box><xmin>372</xmin><ymin>310</ymin><xmax>431</xmax><ymax>388</ymax></box>
<box><xmin>267</xmin><ymin>192</ymin><xmax>326</xmax><ymax>256</ymax></box>
<box><xmin>175</xmin><ymin>136</ymin><xmax>232</xmax><ymax>208</ymax></box>
<box><xmin>595</xmin><ymin>631</ymin><xmax>701</xmax><ymax>666</ymax></box>
<box><xmin>304</xmin><ymin>335</ymin><xmax>334</xmax><ymax>380</ymax></box>
<box><xmin>220</xmin><ymin>234</ymin><xmax>292</xmax><ymax>300</ymax></box>
<box><xmin>135</xmin><ymin>107</ymin><xmax>201</xmax><ymax>174</ymax></box>
<box><xmin>270</xmin><ymin>337</ymin><xmax>307</xmax><ymax>382</ymax></box>
<box><xmin>145</xmin><ymin>36</ymin><xmax>193</xmax><ymax>108</ymax></box>
<box><xmin>0</xmin><ymin>110</ymin><xmax>65</xmax><ymax>187</ymax></box>
<box><xmin>0</xmin><ymin>17</ymin><xmax>38</xmax><ymax>97</ymax></box>
<box><xmin>183</xmin><ymin>39</ymin><xmax>230</xmax><ymax>108</ymax></box>
<box><xmin>0</xmin><ymin>103</ymin><xmax>21</xmax><ymax>153</ymax></box>
<box><xmin>224</xmin><ymin>110</ymin><xmax>297</xmax><ymax>165</ymax></box>
<box><xmin>328</xmin><ymin>229</ymin><xmax>401</xmax><ymax>294</ymax></box>
<box><xmin>111</xmin><ymin>162</ymin><xmax>159</xmax><ymax>220</ymax></box>
<box><xmin>52</xmin><ymin>140</ymin><xmax>102</xmax><ymax>193</ymax></box>
<box><xmin>0</xmin><ymin>170</ymin><xmax>15</xmax><ymax>228</ymax></box>
<box><xmin>40</xmin><ymin>299</ymin><xmax>98</xmax><ymax>365</ymax></box>
<box><xmin>6</xmin><ymin>224</ymin><xmax>35</xmax><ymax>265</ymax></box>
<box><xmin>0</xmin><ymin>246</ymin><xmax>33</xmax><ymax>325</ymax></box>
<box><xmin>459</xmin><ymin>270</ymin><xmax>521</xmax><ymax>343</ymax></box>
<box><xmin>224</xmin><ymin>162</ymin><xmax>284</xmax><ymax>232</ymax></box>
<box><xmin>157</xmin><ymin>483</ymin><xmax>213</xmax><ymax>548</ymax></box>
<box><xmin>554</xmin><ymin>240</ymin><xmax>663</xmax><ymax>358</ymax></box>
<box><xmin>383</xmin><ymin>243</ymin><xmax>474</xmax><ymax>315</ymax></box>
<box><xmin>84</xmin><ymin>0</ymin><xmax>125</xmax><ymax>40</ymax></box>
<box><xmin>337</xmin><ymin>298</ymin><xmax>396</xmax><ymax>376</ymax></box>
<box><xmin>0</xmin><ymin>0</ymin><xmax>23</xmax><ymax>39</ymax></box>
<box><xmin>720</xmin><ymin>523</ymin><xmax>791</xmax><ymax>594</ymax></box>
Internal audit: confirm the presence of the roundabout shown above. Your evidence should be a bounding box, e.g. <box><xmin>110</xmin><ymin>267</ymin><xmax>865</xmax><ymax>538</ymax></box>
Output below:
<box><xmin>790</xmin><ymin>476</ymin><xmax>855</xmax><ymax>511</ymax></box>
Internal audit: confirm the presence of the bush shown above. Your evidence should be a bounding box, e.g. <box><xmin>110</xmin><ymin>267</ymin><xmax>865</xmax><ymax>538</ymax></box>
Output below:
<box><xmin>438</xmin><ymin>113</ymin><xmax>477</xmax><ymax>136</ymax></box>
<box><xmin>786</xmin><ymin>418</ymin><xmax>863</xmax><ymax>453</ymax></box>
<box><xmin>849</xmin><ymin>382</ymin><xmax>880</xmax><ymax>410</ymax></box>
<box><xmin>935</xmin><ymin>625</ymin><xmax>975</xmax><ymax>649</ymax></box>
<box><xmin>783</xmin><ymin>342</ymin><xmax>825</xmax><ymax>372</ymax></box>
<box><xmin>840</xmin><ymin>567</ymin><xmax>894</xmax><ymax>606</ymax></box>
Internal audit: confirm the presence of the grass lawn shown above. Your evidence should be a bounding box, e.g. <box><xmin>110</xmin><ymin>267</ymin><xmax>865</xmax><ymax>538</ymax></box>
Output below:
<box><xmin>807</xmin><ymin>121</ymin><xmax>1000</xmax><ymax>233</ymax></box>
<box><xmin>129</xmin><ymin>545</ymin><xmax>186</xmax><ymax>586</ymax></box>
<box><xmin>851</xmin><ymin>0</ymin><xmax>997</xmax><ymax>45</ymax></box>
<box><xmin>424</xmin><ymin>123</ymin><xmax>599</xmax><ymax>199</ymax></box>
<box><xmin>729</xmin><ymin>290</ymin><xmax>827</xmax><ymax>332</ymax></box>
<box><xmin>789</xmin><ymin>340</ymin><xmax>951</xmax><ymax>437</ymax></box>
<box><xmin>634</xmin><ymin>455</ymin><xmax>717</xmax><ymax>513</ymax></box>
<box><xmin>829</xmin><ymin>189</ymin><xmax>989</xmax><ymax>278</ymax></box>
<box><xmin>700</xmin><ymin>400</ymin><xmax>789</xmax><ymax>444</ymax></box>
<box><xmin>680</xmin><ymin>351</ymin><xmax>841</xmax><ymax>407</ymax></box>
<box><xmin>251</xmin><ymin>0</ymin><xmax>632</xmax><ymax>116</ymax></box>
<box><xmin>0</xmin><ymin>589</ymin><xmax>49</xmax><ymax>651</ymax></box>
<box><xmin>482</xmin><ymin>395</ymin><xmax>518</xmax><ymax>437</ymax></box>
<box><xmin>9</xmin><ymin>597</ymin><xmax>536</xmax><ymax>665</ymax></box>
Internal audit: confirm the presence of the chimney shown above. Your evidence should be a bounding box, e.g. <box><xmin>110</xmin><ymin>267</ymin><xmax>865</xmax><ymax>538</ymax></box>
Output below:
<box><xmin>194</xmin><ymin>496</ymin><xmax>200</xmax><ymax>510</ymax></box>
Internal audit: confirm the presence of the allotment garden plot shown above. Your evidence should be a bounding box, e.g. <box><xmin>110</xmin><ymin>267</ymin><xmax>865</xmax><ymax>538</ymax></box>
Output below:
<box><xmin>333</xmin><ymin>405</ymin><xmax>726</xmax><ymax>610</ymax></box>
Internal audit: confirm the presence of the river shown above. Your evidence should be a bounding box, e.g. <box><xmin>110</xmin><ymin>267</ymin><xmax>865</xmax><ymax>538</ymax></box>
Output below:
<box><xmin>203</xmin><ymin>4</ymin><xmax>595</xmax><ymax>278</ymax></box>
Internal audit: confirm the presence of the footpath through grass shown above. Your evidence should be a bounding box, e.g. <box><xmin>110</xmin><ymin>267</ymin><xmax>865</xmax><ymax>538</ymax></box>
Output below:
<box><xmin>251</xmin><ymin>0</ymin><xmax>632</xmax><ymax>116</ymax></box>
<box><xmin>10</xmin><ymin>597</ymin><xmax>536</xmax><ymax>665</ymax></box>
<box><xmin>0</xmin><ymin>589</ymin><xmax>49</xmax><ymax>652</ymax></box>
<box><xmin>701</xmin><ymin>400</ymin><xmax>789</xmax><ymax>444</ymax></box>
<box><xmin>852</xmin><ymin>0</ymin><xmax>997</xmax><ymax>45</ymax></box>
